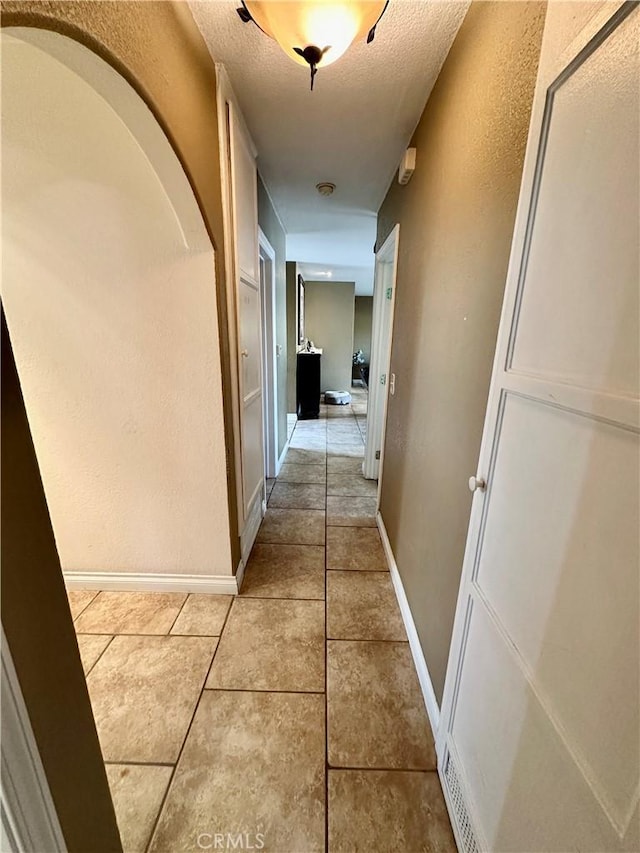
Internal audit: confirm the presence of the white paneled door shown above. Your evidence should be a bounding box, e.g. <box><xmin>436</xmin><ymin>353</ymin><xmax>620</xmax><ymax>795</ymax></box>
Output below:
<box><xmin>364</xmin><ymin>224</ymin><xmax>399</xmax><ymax>482</ymax></box>
<box><xmin>438</xmin><ymin>3</ymin><xmax>639</xmax><ymax>852</ymax></box>
<box><xmin>228</xmin><ymin>102</ymin><xmax>264</xmax><ymax>558</ymax></box>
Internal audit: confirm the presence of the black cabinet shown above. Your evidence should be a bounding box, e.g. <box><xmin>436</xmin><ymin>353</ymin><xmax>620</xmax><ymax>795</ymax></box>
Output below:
<box><xmin>296</xmin><ymin>351</ymin><xmax>322</xmax><ymax>419</ymax></box>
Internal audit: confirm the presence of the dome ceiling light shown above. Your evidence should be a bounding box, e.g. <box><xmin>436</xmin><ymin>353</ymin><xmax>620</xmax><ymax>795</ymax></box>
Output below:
<box><xmin>236</xmin><ymin>1</ymin><xmax>389</xmax><ymax>90</ymax></box>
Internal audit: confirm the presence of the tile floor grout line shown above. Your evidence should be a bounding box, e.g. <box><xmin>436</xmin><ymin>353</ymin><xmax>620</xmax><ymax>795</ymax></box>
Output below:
<box><xmin>247</xmin><ymin>543</ymin><xmax>326</xmax><ymax>550</ymax></box>
<box><xmin>326</xmin><ymin>494</ymin><xmax>378</xmax><ymax>499</ymax></box>
<box><xmin>165</xmin><ymin>592</ymin><xmax>191</xmax><ymax>635</ymax></box>
<box><xmin>257</xmin><ymin>541</ymin><xmax>327</xmax><ymax>548</ymax></box>
<box><xmin>325</xmin><ymin>569</ymin><xmax>390</xmax><ymax>574</ymax></box>
<box><xmin>276</xmin><ymin>481</ymin><xmax>328</xmax><ymax>487</ymax></box>
<box><xmin>202</xmin><ymin>687</ymin><xmax>325</xmax><ymax>695</ymax></box>
<box><xmin>268</xmin><ymin>506</ymin><xmax>326</xmax><ymax>511</ymax></box>
<box><xmin>238</xmin><ymin>595</ymin><xmax>325</xmax><ymax>602</ymax></box>
<box><xmin>143</xmin><ymin>596</ymin><xmax>234</xmax><ymax>853</ymax></box>
<box><xmin>83</xmin><ymin>634</ymin><xmax>115</xmax><ymax>678</ymax></box>
<box><xmin>327</xmin><ymin>766</ymin><xmax>438</xmax><ymax>773</ymax></box>
<box><xmin>161</xmin><ymin>632</ymin><xmax>224</xmax><ymax>638</ymax></box>
<box><xmin>78</xmin><ymin>631</ymin><xmax>223</xmax><ymax>638</ymax></box>
<box><xmin>327</xmin><ymin>637</ymin><xmax>409</xmax><ymax>644</ymax></box>
<box><xmin>326</xmin><ymin>637</ymin><xmax>410</xmax><ymax>644</ymax></box>
<box><xmin>70</xmin><ymin>589</ymin><xmax>101</xmax><ymax>624</ymax></box>
<box><xmin>104</xmin><ymin>760</ymin><xmax>175</xmax><ymax>768</ymax></box>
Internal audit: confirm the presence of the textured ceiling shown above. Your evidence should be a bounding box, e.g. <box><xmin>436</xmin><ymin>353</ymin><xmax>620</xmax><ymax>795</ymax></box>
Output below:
<box><xmin>189</xmin><ymin>0</ymin><xmax>469</xmax><ymax>292</ymax></box>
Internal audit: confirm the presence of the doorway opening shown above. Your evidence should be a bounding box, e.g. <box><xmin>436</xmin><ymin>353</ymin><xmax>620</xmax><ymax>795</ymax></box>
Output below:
<box><xmin>259</xmin><ymin>229</ymin><xmax>278</xmax><ymax>479</ymax></box>
<box><xmin>364</xmin><ymin>224</ymin><xmax>400</xmax><ymax>486</ymax></box>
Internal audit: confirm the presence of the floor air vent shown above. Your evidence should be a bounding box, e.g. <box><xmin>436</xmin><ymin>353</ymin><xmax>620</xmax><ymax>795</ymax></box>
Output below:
<box><xmin>443</xmin><ymin>749</ymin><xmax>480</xmax><ymax>853</ymax></box>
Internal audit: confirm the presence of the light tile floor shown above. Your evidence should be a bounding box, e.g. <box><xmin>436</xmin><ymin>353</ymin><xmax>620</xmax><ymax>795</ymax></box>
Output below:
<box><xmin>67</xmin><ymin>388</ymin><xmax>456</xmax><ymax>852</ymax></box>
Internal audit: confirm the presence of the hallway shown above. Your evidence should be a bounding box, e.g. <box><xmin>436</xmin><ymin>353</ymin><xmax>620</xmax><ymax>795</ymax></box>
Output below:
<box><xmin>5</xmin><ymin>3</ymin><xmax>637</xmax><ymax>849</ymax></box>
<box><xmin>67</xmin><ymin>390</ymin><xmax>455</xmax><ymax>852</ymax></box>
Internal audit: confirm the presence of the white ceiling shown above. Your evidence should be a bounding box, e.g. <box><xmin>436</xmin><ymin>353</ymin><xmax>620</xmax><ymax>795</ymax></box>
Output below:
<box><xmin>189</xmin><ymin>0</ymin><xmax>469</xmax><ymax>293</ymax></box>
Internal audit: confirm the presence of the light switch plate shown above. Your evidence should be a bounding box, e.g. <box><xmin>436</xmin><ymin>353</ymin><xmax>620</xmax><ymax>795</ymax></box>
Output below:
<box><xmin>389</xmin><ymin>373</ymin><xmax>396</xmax><ymax>395</ymax></box>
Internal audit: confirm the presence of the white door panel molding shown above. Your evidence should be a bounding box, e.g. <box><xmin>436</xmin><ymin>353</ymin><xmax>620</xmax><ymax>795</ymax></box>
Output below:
<box><xmin>217</xmin><ymin>65</ymin><xmax>265</xmax><ymax>558</ymax></box>
<box><xmin>438</xmin><ymin>4</ymin><xmax>639</xmax><ymax>851</ymax></box>
<box><xmin>365</xmin><ymin>224</ymin><xmax>400</xmax><ymax>486</ymax></box>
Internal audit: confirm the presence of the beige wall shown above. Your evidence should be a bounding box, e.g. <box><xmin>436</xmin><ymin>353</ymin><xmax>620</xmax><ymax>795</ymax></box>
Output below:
<box><xmin>286</xmin><ymin>262</ymin><xmax>298</xmax><ymax>412</ymax></box>
<box><xmin>304</xmin><ymin>281</ymin><xmax>355</xmax><ymax>393</ymax></box>
<box><xmin>377</xmin><ymin>0</ymin><xmax>546</xmax><ymax>702</ymax></box>
<box><xmin>257</xmin><ymin>176</ymin><xmax>288</xmax><ymax>456</ymax></box>
<box><xmin>3</xmin><ymin>31</ymin><xmax>232</xmax><ymax>578</ymax></box>
<box><xmin>353</xmin><ymin>296</ymin><xmax>374</xmax><ymax>362</ymax></box>
<box><xmin>1</xmin><ymin>0</ymin><xmax>240</xmax><ymax>564</ymax></box>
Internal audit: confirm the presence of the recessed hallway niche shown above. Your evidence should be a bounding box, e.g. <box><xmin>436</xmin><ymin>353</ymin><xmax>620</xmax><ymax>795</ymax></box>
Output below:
<box><xmin>2</xmin><ymin>28</ymin><xmax>232</xmax><ymax>581</ymax></box>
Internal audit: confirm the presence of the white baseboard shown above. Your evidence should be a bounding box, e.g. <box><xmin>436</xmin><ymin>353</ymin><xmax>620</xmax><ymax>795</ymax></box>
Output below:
<box><xmin>376</xmin><ymin>511</ymin><xmax>441</xmax><ymax>740</ymax></box>
<box><xmin>63</xmin><ymin>571</ymin><xmax>239</xmax><ymax>595</ymax></box>
<box><xmin>276</xmin><ymin>435</ymin><xmax>290</xmax><ymax>476</ymax></box>
<box><xmin>235</xmin><ymin>557</ymin><xmax>247</xmax><ymax>593</ymax></box>
<box><xmin>240</xmin><ymin>491</ymin><xmax>265</xmax><ymax>568</ymax></box>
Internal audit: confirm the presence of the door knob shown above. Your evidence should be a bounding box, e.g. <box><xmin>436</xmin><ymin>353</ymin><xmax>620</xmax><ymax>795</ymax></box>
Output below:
<box><xmin>468</xmin><ymin>475</ymin><xmax>486</xmax><ymax>493</ymax></box>
<box><xmin>241</xmin><ymin>349</ymin><xmax>249</xmax><ymax>358</ymax></box>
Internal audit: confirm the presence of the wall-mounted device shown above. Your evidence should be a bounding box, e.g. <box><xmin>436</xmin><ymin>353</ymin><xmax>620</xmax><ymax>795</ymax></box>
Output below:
<box><xmin>398</xmin><ymin>147</ymin><xmax>416</xmax><ymax>185</ymax></box>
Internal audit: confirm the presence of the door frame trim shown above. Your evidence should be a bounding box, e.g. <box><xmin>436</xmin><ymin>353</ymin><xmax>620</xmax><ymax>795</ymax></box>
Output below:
<box><xmin>215</xmin><ymin>63</ymin><xmax>259</xmax><ymax>543</ymax></box>
<box><xmin>364</xmin><ymin>224</ymin><xmax>400</xmax><ymax>488</ymax></box>
<box><xmin>258</xmin><ymin>227</ymin><xmax>278</xmax><ymax>479</ymax></box>
<box><xmin>1</xmin><ymin>630</ymin><xmax>66</xmax><ymax>853</ymax></box>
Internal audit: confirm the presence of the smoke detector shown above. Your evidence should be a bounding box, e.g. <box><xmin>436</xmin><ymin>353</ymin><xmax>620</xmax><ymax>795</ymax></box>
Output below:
<box><xmin>316</xmin><ymin>182</ymin><xmax>336</xmax><ymax>197</ymax></box>
<box><xmin>398</xmin><ymin>148</ymin><xmax>416</xmax><ymax>185</ymax></box>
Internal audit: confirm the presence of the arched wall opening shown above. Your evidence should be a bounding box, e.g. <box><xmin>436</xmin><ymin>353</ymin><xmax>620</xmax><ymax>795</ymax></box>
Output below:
<box><xmin>2</xmin><ymin>27</ymin><xmax>234</xmax><ymax>586</ymax></box>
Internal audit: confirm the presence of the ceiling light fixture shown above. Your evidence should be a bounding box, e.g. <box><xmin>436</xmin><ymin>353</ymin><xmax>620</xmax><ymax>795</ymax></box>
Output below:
<box><xmin>316</xmin><ymin>181</ymin><xmax>336</xmax><ymax>196</ymax></box>
<box><xmin>236</xmin><ymin>1</ymin><xmax>389</xmax><ymax>90</ymax></box>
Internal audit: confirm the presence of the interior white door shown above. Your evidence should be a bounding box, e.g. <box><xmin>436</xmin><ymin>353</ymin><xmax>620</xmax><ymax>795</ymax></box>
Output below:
<box><xmin>364</xmin><ymin>225</ymin><xmax>399</xmax><ymax>482</ymax></box>
<box><xmin>229</xmin><ymin>104</ymin><xmax>264</xmax><ymax>552</ymax></box>
<box><xmin>438</xmin><ymin>4</ymin><xmax>639</xmax><ymax>852</ymax></box>
<box><xmin>259</xmin><ymin>230</ymin><xmax>278</xmax><ymax>480</ymax></box>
